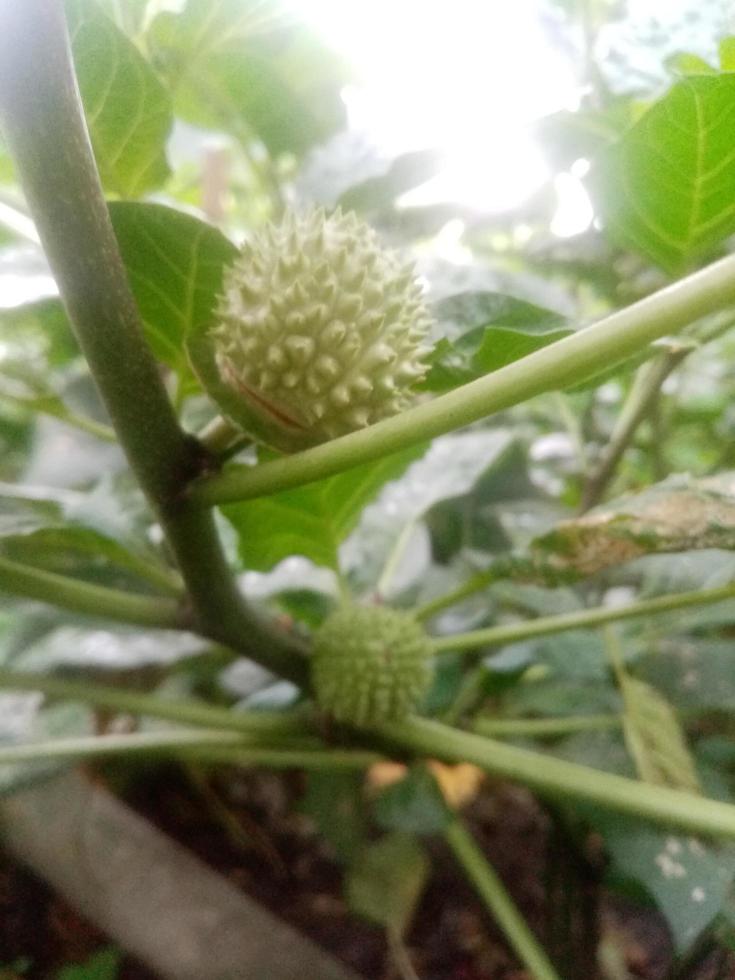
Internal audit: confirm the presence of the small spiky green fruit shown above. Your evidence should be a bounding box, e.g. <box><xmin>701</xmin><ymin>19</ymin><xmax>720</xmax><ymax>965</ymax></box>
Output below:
<box><xmin>207</xmin><ymin>208</ymin><xmax>430</xmax><ymax>452</ymax></box>
<box><xmin>312</xmin><ymin>604</ymin><xmax>433</xmax><ymax>726</ymax></box>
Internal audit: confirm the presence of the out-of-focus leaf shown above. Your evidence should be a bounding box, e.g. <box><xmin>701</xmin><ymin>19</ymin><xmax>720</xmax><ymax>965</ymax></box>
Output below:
<box><xmin>346</xmin><ymin>832</ymin><xmax>429</xmax><ymax>934</ymax></box>
<box><xmin>0</xmin><ymin>699</ymin><xmax>94</xmax><ymax>797</ymax></box>
<box><xmin>67</xmin><ymin>0</ymin><xmax>172</xmax><ymax>196</ymax></box>
<box><xmin>15</xmin><ymin>624</ymin><xmax>206</xmax><ymax>672</ymax></box>
<box><xmin>338</xmin><ymin>149</ymin><xmax>443</xmax><ymax>213</ymax></box>
<box><xmin>601</xmin><ymin>814</ymin><xmax>735</xmax><ymax>953</ymax></box>
<box><xmin>665</xmin><ymin>52</ymin><xmax>716</xmax><ymax>75</ymax></box>
<box><xmin>300</xmin><ymin>771</ymin><xmax>367</xmax><ymax>862</ymax></box>
<box><xmin>614</xmin><ymin>657</ymin><xmax>700</xmax><ymax>793</ymax></box>
<box><xmin>57</xmin><ymin>947</ymin><xmax>121</xmax><ymax>980</ymax></box>
<box><xmin>344</xmin><ymin>430</ymin><xmax>514</xmax><ymax>592</ymax></box>
<box><xmin>0</xmin><ymin>299</ymin><xmax>77</xmax><ymax>367</ymax></box>
<box><xmin>149</xmin><ymin>0</ymin><xmax>347</xmax><ymax>157</ymax></box>
<box><xmin>373</xmin><ymin>764</ymin><xmax>451</xmax><ymax>835</ymax></box>
<box><xmin>0</xmin><ymin>477</ymin><xmax>178</xmax><ymax>593</ymax></box>
<box><xmin>638</xmin><ymin>642</ymin><xmax>735</xmax><ymax>714</ymax></box>
<box><xmin>533</xmin><ymin>473</ymin><xmax>735</xmax><ymax>577</ymax></box>
<box><xmin>590</xmin><ymin>75</ymin><xmax>735</xmax><ymax>271</ymax></box>
<box><xmin>422</xmin><ymin>291</ymin><xmax>570</xmax><ymax>393</ymax></box>
<box><xmin>108</xmin><ymin>202</ymin><xmax>237</xmax><ymax>388</ymax></box>
<box><xmin>223</xmin><ymin>444</ymin><xmax>427</xmax><ymax>571</ymax></box>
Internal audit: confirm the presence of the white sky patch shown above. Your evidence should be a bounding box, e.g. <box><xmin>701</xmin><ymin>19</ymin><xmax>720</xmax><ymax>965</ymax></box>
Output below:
<box><xmin>290</xmin><ymin>0</ymin><xmax>582</xmax><ymax>217</ymax></box>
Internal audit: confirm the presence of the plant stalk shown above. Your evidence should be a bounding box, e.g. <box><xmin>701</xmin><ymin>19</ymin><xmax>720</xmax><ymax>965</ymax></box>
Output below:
<box><xmin>0</xmin><ymin>1</ymin><xmax>307</xmax><ymax>685</ymax></box>
<box><xmin>0</xmin><ymin>668</ymin><xmax>311</xmax><ymax>736</ymax></box>
<box><xmin>444</xmin><ymin>818</ymin><xmax>561</xmax><ymax>980</ymax></box>
<box><xmin>192</xmin><ymin>252</ymin><xmax>735</xmax><ymax>505</ymax></box>
<box><xmin>381</xmin><ymin>717</ymin><xmax>735</xmax><ymax>839</ymax></box>
<box><xmin>0</xmin><ymin>555</ymin><xmax>185</xmax><ymax>629</ymax></box>
<box><xmin>430</xmin><ymin>580</ymin><xmax>735</xmax><ymax>654</ymax></box>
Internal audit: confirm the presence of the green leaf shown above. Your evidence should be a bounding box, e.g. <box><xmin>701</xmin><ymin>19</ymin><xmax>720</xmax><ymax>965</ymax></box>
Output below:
<box><xmin>300</xmin><ymin>771</ymin><xmax>367</xmax><ymax>862</ymax></box>
<box><xmin>66</xmin><ymin>0</ymin><xmax>172</xmax><ymax>196</ymax></box>
<box><xmin>0</xmin><ymin>477</ymin><xmax>179</xmax><ymax>594</ymax></box>
<box><xmin>0</xmin><ymin>299</ymin><xmax>78</xmax><ymax>367</ymax></box>
<box><xmin>373</xmin><ymin>764</ymin><xmax>451</xmax><ymax>835</ymax></box>
<box><xmin>422</xmin><ymin>292</ymin><xmax>570</xmax><ymax>393</ymax></box>
<box><xmin>618</xmin><ymin>674</ymin><xmax>701</xmax><ymax>793</ymax></box>
<box><xmin>222</xmin><ymin>444</ymin><xmax>427</xmax><ymax>571</ymax></box>
<box><xmin>591</xmin><ymin>75</ymin><xmax>735</xmax><ymax>271</ymax></box>
<box><xmin>57</xmin><ymin>947</ymin><xmax>121</xmax><ymax>980</ymax></box>
<box><xmin>601</xmin><ymin>815</ymin><xmax>735</xmax><ymax>953</ymax></box>
<box><xmin>346</xmin><ymin>832</ymin><xmax>429</xmax><ymax>934</ymax></box>
<box><xmin>149</xmin><ymin>0</ymin><xmax>346</xmax><ymax>157</ymax></box>
<box><xmin>108</xmin><ymin>202</ymin><xmax>237</xmax><ymax>387</ymax></box>
<box><xmin>720</xmin><ymin>36</ymin><xmax>735</xmax><ymax>70</ymax></box>
<box><xmin>533</xmin><ymin>473</ymin><xmax>735</xmax><ymax>577</ymax></box>
<box><xmin>337</xmin><ymin>149</ymin><xmax>443</xmax><ymax>214</ymax></box>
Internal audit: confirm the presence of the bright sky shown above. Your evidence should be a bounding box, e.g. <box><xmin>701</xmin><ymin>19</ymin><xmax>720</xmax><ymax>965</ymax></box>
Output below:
<box><xmin>290</xmin><ymin>0</ymin><xmax>592</xmax><ymax>225</ymax></box>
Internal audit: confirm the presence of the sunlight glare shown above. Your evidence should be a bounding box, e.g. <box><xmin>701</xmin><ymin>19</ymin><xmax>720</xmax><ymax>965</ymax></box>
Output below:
<box><xmin>290</xmin><ymin>0</ymin><xmax>580</xmax><ymax>213</ymax></box>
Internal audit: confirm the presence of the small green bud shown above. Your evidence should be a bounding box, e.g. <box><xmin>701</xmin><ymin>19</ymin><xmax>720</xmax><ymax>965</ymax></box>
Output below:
<box><xmin>197</xmin><ymin>207</ymin><xmax>431</xmax><ymax>452</ymax></box>
<box><xmin>312</xmin><ymin>603</ymin><xmax>433</xmax><ymax>726</ymax></box>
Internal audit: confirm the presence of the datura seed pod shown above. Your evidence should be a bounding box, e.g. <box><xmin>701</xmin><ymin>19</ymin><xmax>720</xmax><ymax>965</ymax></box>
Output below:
<box><xmin>312</xmin><ymin>603</ymin><xmax>433</xmax><ymax>726</ymax></box>
<box><xmin>190</xmin><ymin>207</ymin><xmax>431</xmax><ymax>452</ymax></box>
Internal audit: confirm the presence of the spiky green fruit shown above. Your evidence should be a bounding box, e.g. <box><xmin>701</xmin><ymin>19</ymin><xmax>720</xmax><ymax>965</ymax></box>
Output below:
<box><xmin>312</xmin><ymin>604</ymin><xmax>433</xmax><ymax>726</ymax></box>
<box><xmin>197</xmin><ymin>208</ymin><xmax>430</xmax><ymax>452</ymax></box>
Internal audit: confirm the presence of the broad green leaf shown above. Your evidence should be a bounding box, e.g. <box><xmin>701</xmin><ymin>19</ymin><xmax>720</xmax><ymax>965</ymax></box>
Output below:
<box><xmin>222</xmin><ymin>444</ymin><xmax>427</xmax><ymax>571</ymax></box>
<box><xmin>591</xmin><ymin>75</ymin><xmax>735</xmax><ymax>271</ymax></box>
<box><xmin>638</xmin><ymin>641</ymin><xmax>735</xmax><ymax>714</ymax></box>
<box><xmin>346</xmin><ymin>832</ymin><xmax>429</xmax><ymax>935</ymax></box>
<box><xmin>422</xmin><ymin>292</ymin><xmax>570</xmax><ymax>393</ymax></box>
<box><xmin>149</xmin><ymin>0</ymin><xmax>346</xmax><ymax>157</ymax></box>
<box><xmin>0</xmin><ymin>477</ymin><xmax>179</xmax><ymax>594</ymax></box>
<box><xmin>66</xmin><ymin>0</ymin><xmax>173</xmax><ymax>196</ymax></box>
<box><xmin>373</xmin><ymin>765</ymin><xmax>451</xmax><ymax>835</ymax></box>
<box><xmin>108</xmin><ymin>202</ymin><xmax>237</xmax><ymax>386</ymax></box>
<box><xmin>720</xmin><ymin>36</ymin><xmax>735</xmax><ymax>70</ymax></box>
<box><xmin>601</xmin><ymin>815</ymin><xmax>735</xmax><ymax>953</ymax></box>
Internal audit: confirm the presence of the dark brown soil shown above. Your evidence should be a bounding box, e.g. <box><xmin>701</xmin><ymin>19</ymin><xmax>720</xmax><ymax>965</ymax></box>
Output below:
<box><xmin>1</xmin><ymin>763</ymin><xmax>734</xmax><ymax>979</ymax></box>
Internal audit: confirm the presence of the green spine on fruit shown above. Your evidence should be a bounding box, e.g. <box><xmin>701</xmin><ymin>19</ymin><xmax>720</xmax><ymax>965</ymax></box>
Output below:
<box><xmin>311</xmin><ymin>603</ymin><xmax>433</xmax><ymax>726</ymax></box>
<box><xmin>208</xmin><ymin>207</ymin><xmax>431</xmax><ymax>452</ymax></box>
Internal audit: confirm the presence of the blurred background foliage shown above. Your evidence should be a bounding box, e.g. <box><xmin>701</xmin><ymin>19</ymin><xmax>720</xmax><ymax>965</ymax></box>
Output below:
<box><xmin>4</xmin><ymin>0</ymin><xmax>735</xmax><ymax>974</ymax></box>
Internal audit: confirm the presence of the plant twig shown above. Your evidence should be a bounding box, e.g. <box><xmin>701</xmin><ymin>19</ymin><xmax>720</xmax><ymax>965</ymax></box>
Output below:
<box><xmin>430</xmin><ymin>580</ymin><xmax>735</xmax><ymax>654</ymax></box>
<box><xmin>380</xmin><ymin>717</ymin><xmax>735</xmax><ymax>839</ymax></box>
<box><xmin>0</xmin><ymin>729</ymin><xmax>378</xmax><ymax>769</ymax></box>
<box><xmin>0</xmin><ymin>555</ymin><xmax>186</xmax><ymax>628</ymax></box>
<box><xmin>580</xmin><ymin>345</ymin><xmax>690</xmax><ymax>511</ymax></box>
<box><xmin>192</xmin><ymin>252</ymin><xmax>735</xmax><ymax>506</ymax></box>
<box><xmin>0</xmin><ymin>667</ymin><xmax>312</xmax><ymax>736</ymax></box>
<box><xmin>473</xmin><ymin>714</ymin><xmax>622</xmax><ymax>738</ymax></box>
<box><xmin>444</xmin><ymin>818</ymin><xmax>561</xmax><ymax>980</ymax></box>
<box><xmin>0</xmin><ymin>2</ymin><xmax>307</xmax><ymax>685</ymax></box>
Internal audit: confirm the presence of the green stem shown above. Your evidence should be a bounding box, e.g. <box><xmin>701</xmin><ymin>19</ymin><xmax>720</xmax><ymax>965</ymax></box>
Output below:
<box><xmin>416</xmin><ymin>563</ymin><xmax>507</xmax><ymax>621</ymax></box>
<box><xmin>430</xmin><ymin>580</ymin><xmax>735</xmax><ymax>654</ymax></box>
<box><xmin>0</xmin><ymin>729</ymin><xmax>371</xmax><ymax>769</ymax></box>
<box><xmin>473</xmin><ymin>714</ymin><xmax>622</xmax><ymax>738</ymax></box>
<box><xmin>580</xmin><ymin>344</ymin><xmax>690</xmax><ymax>512</ymax></box>
<box><xmin>0</xmin><ymin>668</ymin><xmax>312</xmax><ymax>736</ymax></box>
<box><xmin>0</xmin><ymin>555</ymin><xmax>186</xmax><ymax>629</ymax></box>
<box><xmin>0</xmin><ymin>2</ymin><xmax>307</xmax><ymax>685</ymax></box>
<box><xmin>187</xmin><ymin>746</ymin><xmax>384</xmax><ymax>770</ymax></box>
<box><xmin>381</xmin><ymin>717</ymin><xmax>735</xmax><ymax>839</ymax></box>
<box><xmin>192</xmin><ymin>252</ymin><xmax>735</xmax><ymax>506</ymax></box>
<box><xmin>444</xmin><ymin>818</ymin><xmax>561</xmax><ymax>980</ymax></box>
